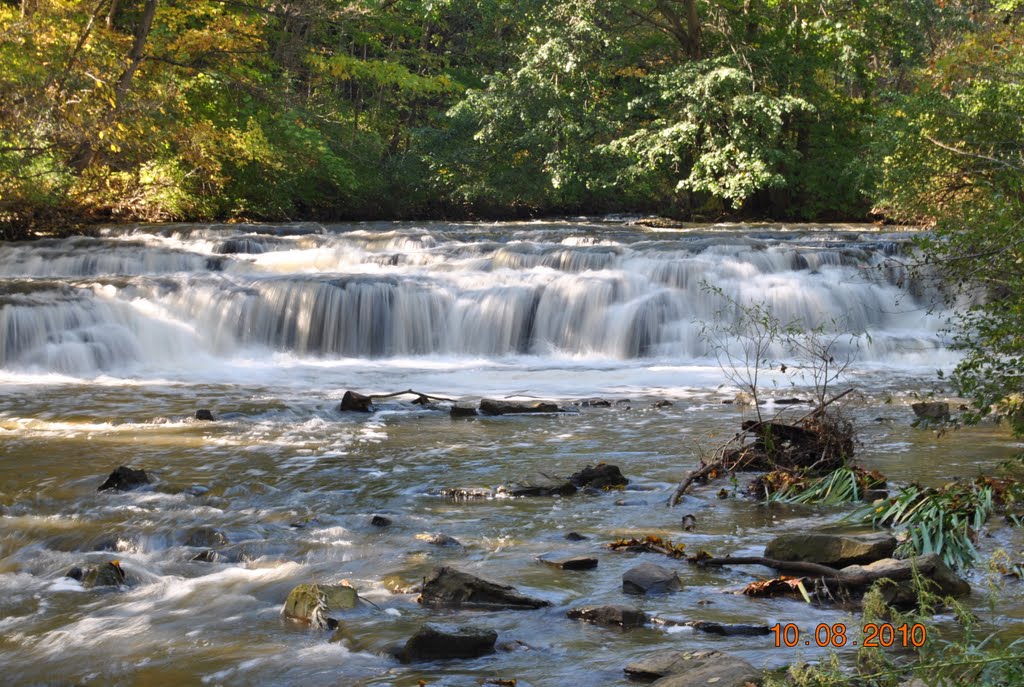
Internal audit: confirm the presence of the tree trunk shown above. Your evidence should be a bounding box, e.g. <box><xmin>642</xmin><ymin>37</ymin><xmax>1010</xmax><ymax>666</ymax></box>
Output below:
<box><xmin>114</xmin><ymin>0</ymin><xmax>159</xmax><ymax>108</ymax></box>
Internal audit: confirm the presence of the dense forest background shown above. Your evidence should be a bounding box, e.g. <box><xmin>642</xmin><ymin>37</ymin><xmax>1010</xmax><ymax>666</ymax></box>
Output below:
<box><xmin>0</xmin><ymin>0</ymin><xmax>1020</xmax><ymax>233</ymax></box>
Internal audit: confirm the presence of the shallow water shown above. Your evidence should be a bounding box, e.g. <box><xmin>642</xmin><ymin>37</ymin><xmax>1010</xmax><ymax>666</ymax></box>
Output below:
<box><xmin>0</xmin><ymin>221</ymin><xmax>1021</xmax><ymax>686</ymax></box>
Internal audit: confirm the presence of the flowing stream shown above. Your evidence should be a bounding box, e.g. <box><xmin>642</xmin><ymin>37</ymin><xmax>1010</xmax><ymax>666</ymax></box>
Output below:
<box><xmin>0</xmin><ymin>220</ymin><xmax>1021</xmax><ymax>686</ymax></box>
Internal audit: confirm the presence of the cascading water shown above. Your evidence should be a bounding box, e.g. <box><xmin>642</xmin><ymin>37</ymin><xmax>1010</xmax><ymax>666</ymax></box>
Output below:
<box><xmin>0</xmin><ymin>222</ymin><xmax>946</xmax><ymax>374</ymax></box>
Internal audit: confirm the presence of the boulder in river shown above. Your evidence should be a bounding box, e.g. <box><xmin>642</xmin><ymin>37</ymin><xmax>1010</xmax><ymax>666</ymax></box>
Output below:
<box><xmin>764</xmin><ymin>532</ymin><xmax>897</xmax><ymax>567</ymax></box>
<box><xmin>450</xmin><ymin>403</ymin><xmax>479</xmax><ymax>417</ymax></box>
<box><xmin>682</xmin><ymin>620</ymin><xmax>770</xmax><ymax>636</ymax></box>
<box><xmin>194</xmin><ymin>408</ymin><xmax>216</xmax><ymax>421</ymax></box>
<box><xmin>98</xmin><ymin>466</ymin><xmax>150</xmax><ymax>492</ymax></box>
<box><xmin>183</xmin><ymin>526</ymin><xmax>229</xmax><ymax>548</ymax></box>
<box><xmin>569</xmin><ymin>463</ymin><xmax>628</xmax><ymax>489</ymax></box>
<box><xmin>370</xmin><ymin>515</ymin><xmax>392</xmax><ymax>528</ymax></box>
<box><xmin>339</xmin><ymin>390</ymin><xmax>374</xmax><ymax>412</ymax></box>
<box><xmin>622</xmin><ymin>562</ymin><xmax>683</xmax><ymax>595</ymax></box>
<box><xmin>396</xmin><ymin>622</ymin><xmax>497</xmax><ymax>663</ymax></box>
<box><xmin>537</xmin><ymin>552</ymin><xmax>598</xmax><ymax>570</ymax></box>
<box><xmin>567</xmin><ymin>604</ymin><xmax>648</xmax><ymax>628</ymax></box>
<box><xmin>578</xmin><ymin>398</ymin><xmax>612</xmax><ymax>407</ymax></box>
<box><xmin>75</xmin><ymin>560</ymin><xmax>128</xmax><ymax>588</ymax></box>
<box><xmin>282</xmin><ymin>583</ymin><xmax>359</xmax><ymax>629</ymax></box>
<box><xmin>478</xmin><ymin>399</ymin><xmax>562</xmax><ymax>415</ymax></box>
<box><xmin>624</xmin><ymin>649</ymin><xmax>760</xmax><ymax>686</ymax></box>
<box><xmin>499</xmin><ymin>473</ymin><xmax>576</xmax><ymax>497</ymax></box>
<box><xmin>416</xmin><ymin>532</ymin><xmax>463</xmax><ymax>547</ymax></box>
<box><xmin>912</xmin><ymin>401</ymin><xmax>950</xmax><ymax>421</ymax></box>
<box><xmin>841</xmin><ymin>553</ymin><xmax>970</xmax><ymax>606</ymax></box>
<box><xmin>419</xmin><ymin>566</ymin><xmax>549</xmax><ymax>609</ymax></box>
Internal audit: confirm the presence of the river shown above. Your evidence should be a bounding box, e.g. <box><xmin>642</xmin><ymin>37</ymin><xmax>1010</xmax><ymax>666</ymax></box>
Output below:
<box><xmin>0</xmin><ymin>220</ymin><xmax>1021</xmax><ymax>686</ymax></box>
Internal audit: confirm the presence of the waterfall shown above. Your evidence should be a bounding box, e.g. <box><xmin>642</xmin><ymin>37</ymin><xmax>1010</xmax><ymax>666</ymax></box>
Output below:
<box><xmin>0</xmin><ymin>223</ymin><xmax>946</xmax><ymax>374</ymax></box>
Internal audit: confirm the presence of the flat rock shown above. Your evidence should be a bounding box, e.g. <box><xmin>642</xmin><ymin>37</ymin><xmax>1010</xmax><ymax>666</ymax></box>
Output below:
<box><xmin>569</xmin><ymin>464</ymin><xmax>628</xmax><ymax>489</ymax></box>
<box><xmin>622</xmin><ymin>562</ymin><xmax>683</xmax><ymax>595</ymax></box>
<box><xmin>764</xmin><ymin>532</ymin><xmax>897</xmax><ymax>567</ymax></box>
<box><xmin>439</xmin><ymin>487</ymin><xmax>494</xmax><ymax>500</ymax></box>
<box><xmin>397</xmin><ymin>622</ymin><xmax>497</xmax><ymax>663</ymax></box>
<box><xmin>419</xmin><ymin>566</ymin><xmax>549</xmax><ymax>609</ymax></box>
<box><xmin>500</xmin><ymin>473</ymin><xmax>576</xmax><ymax>497</ymax></box>
<box><xmin>579</xmin><ymin>398</ymin><xmax>612</xmax><ymax>407</ymax></box>
<box><xmin>624</xmin><ymin>649</ymin><xmax>726</xmax><ymax>679</ymax></box>
<box><xmin>650</xmin><ymin>658</ymin><xmax>762</xmax><ymax>687</ymax></box>
<box><xmin>684</xmin><ymin>620</ymin><xmax>770</xmax><ymax>636</ymax></box>
<box><xmin>565</xmin><ymin>532</ymin><xmax>588</xmax><ymax>541</ymax></box>
<box><xmin>567</xmin><ymin>604</ymin><xmax>647</xmax><ymax>628</ymax></box>
<box><xmin>537</xmin><ymin>553</ymin><xmax>598</xmax><ymax>570</ymax></box>
<box><xmin>98</xmin><ymin>466</ymin><xmax>150</xmax><ymax>492</ymax></box>
<box><xmin>479</xmin><ymin>399</ymin><xmax>561</xmax><ymax>415</ymax></box>
<box><xmin>282</xmin><ymin>583</ymin><xmax>358</xmax><ymax>628</ymax></box>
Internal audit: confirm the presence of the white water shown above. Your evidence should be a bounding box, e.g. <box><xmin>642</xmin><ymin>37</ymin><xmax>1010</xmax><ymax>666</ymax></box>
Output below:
<box><xmin>0</xmin><ymin>221</ymin><xmax>953</xmax><ymax>390</ymax></box>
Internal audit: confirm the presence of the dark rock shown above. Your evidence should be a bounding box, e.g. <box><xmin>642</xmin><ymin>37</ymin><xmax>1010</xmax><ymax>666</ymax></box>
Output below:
<box><xmin>339</xmin><ymin>390</ymin><xmax>374</xmax><ymax>412</ymax></box>
<box><xmin>184</xmin><ymin>485</ymin><xmax>209</xmax><ymax>497</ymax></box>
<box><xmin>184</xmin><ymin>526</ymin><xmax>229</xmax><ymax>548</ymax></box>
<box><xmin>500</xmin><ymin>473</ymin><xmax>576</xmax><ymax>497</ymax></box>
<box><xmin>419</xmin><ymin>566</ymin><xmax>549</xmax><ymax>609</ymax></box>
<box><xmin>912</xmin><ymin>401</ymin><xmax>950</xmax><ymax>421</ymax></box>
<box><xmin>717</xmin><ymin>488</ymin><xmax>729</xmax><ymax>499</ymax></box>
<box><xmin>191</xmin><ymin>550</ymin><xmax>218</xmax><ymax>563</ymax></box>
<box><xmin>417</xmin><ymin>532</ymin><xmax>463</xmax><ymax>547</ymax></box>
<box><xmin>622</xmin><ymin>562</ymin><xmax>683</xmax><ymax>595</ymax></box>
<box><xmin>282</xmin><ymin>583</ymin><xmax>359</xmax><ymax>628</ymax></box>
<box><xmin>450</xmin><ymin>403</ymin><xmax>479</xmax><ymax>417</ymax></box>
<box><xmin>681</xmin><ymin>514</ymin><xmax>696</xmax><ymax>531</ymax></box>
<box><xmin>579</xmin><ymin>398</ymin><xmax>612</xmax><ymax>407</ymax></box>
<box><xmin>397</xmin><ymin>623</ymin><xmax>497</xmax><ymax>663</ymax></box>
<box><xmin>190</xmin><ymin>542</ymin><xmax>266</xmax><ymax>564</ymax></box>
<box><xmin>65</xmin><ymin>566</ymin><xmax>84</xmax><ymax>581</ymax></box>
<box><xmin>685</xmin><ymin>620</ymin><xmax>770</xmax><ymax>636</ymax></box>
<box><xmin>370</xmin><ymin>515</ymin><xmax>392</xmax><ymax>528</ymax></box>
<box><xmin>615</xmin><ymin>498</ymin><xmax>647</xmax><ymax>506</ymax></box>
<box><xmin>653</xmin><ymin>400</ymin><xmax>674</xmax><ymax>408</ymax></box>
<box><xmin>765</xmin><ymin>532</ymin><xmax>897</xmax><ymax>568</ymax></box>
<box><xmin>82</xmin><ymin>561</ymin><xmax>127</xmax><ymax>588</ymax></box>
<box><xmin>569</xmin><ymin>464</ymin><xmax>628</xmax><ymax>489</ymax></box>
<box><xmin>194</xmin><ymin>408</ymin><xmax>216</xmax><ymax>421</ymax></box>
<box><xmin>479</xmin><ymin>398</ymin><xmax>561</xmax><ymax>415</ymax></box>
<box><xmin>438</xmin><ymin>487</ymin><xmax>494</xmax><ymax>500</ymax></box>
<box><xmin>98</xmin><ymin>466</ymin><xmax>150</xmax><ymax>492</ymax></box>
<box><xmin>537</xmin><ymin>553</ymin><xmax>598</xmax><ymax>570</ymax></box>
<box><xmin>625</xmin><ymin>649</ymin><xmax>760</xmax><ymax>686</ymax></box>
<box><xmin>567</xmin><ymin>604</ymin><xmax>648</xmax><ymax>628</ymax></box>
<box><xmin>565</xmin><ymin>532</ymin><xmax>588</xmax><ymax>541</ymax></box>
<box><xmin>773</xmin><ymin>398</ymin><xmax>807</xmax><ymax>405</ymax></box>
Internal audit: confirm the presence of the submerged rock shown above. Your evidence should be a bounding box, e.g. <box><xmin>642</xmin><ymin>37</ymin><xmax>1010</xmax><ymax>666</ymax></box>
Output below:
<box><xmin>419</xmin><ymin>566</ymin><xmax>549</xmax><ymax>609</ymax></box>
<box><xmin>183</xmin><ymin>526</ymin><xmax>229</xmax><ymax>548</ymax></box>
<box><xmin>537</xmin><ymin>552</ymin><xmax>598</xmax><ymax>570</ymax></box>
<box><xmin>396</xmin><ymin>622</ymin><xmax>497</xmax><ymax>663</ymax></box>
<box><xmin>652</xmin><ymin>400</ymin><xmax>674</xmax><ymax>408</ymax></box>
<box><xmin>565</xmin><ymin>532</ymin><xmax>589</xmax><ymax>541</ymax></box>
<box><xmin>625</xmin><ymin>649</ymin><xmax>760</xmax><ymax>686</ymax></box>
<box><xmin>479</xmin><ymin>399</ymin><xmax>561</xmax><ymax>415</ymax></box>
<box><xmin>282</xmin><ymin>583</ymin><xmax>358</xmax><ymax>629</ymax></box>
<box><xmin>683</xmin><ymin>620</ymin><xmax>770</xmax><ymax>636</ymax></box>
<box><xmin>764</xmin><ymin>532</ymin><xmax>897</xmax><ymax>567</ymax></box>
<box><xmin>569</xmin><ymin>464</ymin><xmax>628</xmax><ymax>489</ymax></box>
<box><xmin>438</xmin><ymin>487</ymin><xmax>494</xmax><ymax>500</ymax></box>
<box><xmin>370</xmin><ymin>515</ymin><xmax>392</xmax><ymax>528</ymax></box>
<box><xmin>567</xmin><ymin>604</ymin><xmax>647</xmax><ymax>628</ymax></box>
<box><xmin>500</xmin><ymin>473</ymin><xmax>576</xmax><ymax>497</ymax></box>
<box><xmin>194</xmin><ymin>408</ymin><xmax>216</xmax><ymax>421</ymax></box>
<box><xmin>98</xmin><ymin>466</ymin><xmax>150</xmax><ymax>492</ymax></box>
<box><xmin>622</xmin><ymin>562</ymin><xmax>683</xmax><ymax>595</ymax></box>
<box><xmin>578</xmin><ymin>398</ymin><xmax>612</xmax><ymax>407</ymax></box>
